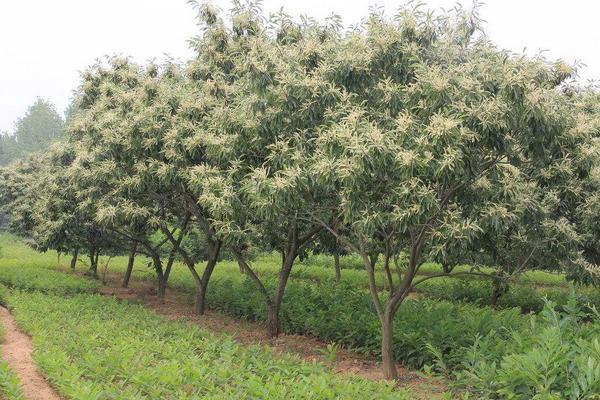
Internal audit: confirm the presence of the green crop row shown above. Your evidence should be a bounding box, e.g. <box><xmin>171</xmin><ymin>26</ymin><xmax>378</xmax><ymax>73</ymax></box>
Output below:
<box><xmin>453</xmin><ymin>300</ymin><xmax>600</xmax><ymax>399</ymax></box>
<box><xmin>0</xmin><ymin>284</ymin><xmax>25</xmax><ymax>400</ymax></box>
<box><xmin>416</xmin><ymin>278</ymin><xmax>600</xmax><ymax>314</ymax></box>
<box><xmin>202</xmin><ymin>276</ymin><xmax>600</xmax><ymax>398</ymax></box>
<box><xmin>0</xmin><ymin>262</ymin><xmax>99</xmax><ymax>295</ymax></box>
<box><xmin>201</xmin><ymin>275</ymin><xmax>529</xmax><ymax>370</ymax></box>
<box><xmin>0</xmin><ymin>359</ymin><xmax>24</xmax><ymax>400</ymax></box>
<box><xmin>5</xmin><ymin>290</ymin><xmax>408</xmax><ymax>400</ymax></box>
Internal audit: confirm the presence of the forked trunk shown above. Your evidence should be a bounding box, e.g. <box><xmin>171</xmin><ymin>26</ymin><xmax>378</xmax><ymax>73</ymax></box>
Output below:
<box><xmin>194</xmin><ymin>244</ymin><xmax>221</xmax><ymax>315</ymax></box>
<box><xmin>159</xmin><ymin>248</ymin><xmax>177</xmax><ymax>302</ymax></box>
<box><xmin>266</xmin><ymin>250</ymin><xmax>296</xmax><ymax>338</ymax></box>
<box><xmin>233</xmin><ymin>250</ymin><xmax>276</xmax><ymax>335</ymax></box>
<box><xmin>122</xmin><ymin>243</ymin><xmax>137</xmax><ymax>288</ymax></box>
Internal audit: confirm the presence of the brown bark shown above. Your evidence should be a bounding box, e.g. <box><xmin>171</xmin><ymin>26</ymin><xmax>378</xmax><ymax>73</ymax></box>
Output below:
<box><xmin>157</xmin><ymin>275</ymin><xmax>167</xmax><ymax>300</ymax></box>
<box><xmin>156</xmin><ymin>250</ymin><xmax>177</xmax><ymax>302</ymax></box>
<box><xmin>233</xmin><ymin>222</ymin><xmax>321</xmax><ymax>339</ymax></box>
<box><xmin>232</xmin><ymin>245</ymin><xmax>296</xmax><ymax>339</ymax></box>
<box><xmin>122</xmin><ymin>243</ymin><xmax>137</xmax><ymax>288</ymax></box>
<box><xmin>381</xmin><ymin>309</ymin><xmax>397</xmax><ymax>380</ymax></box>
<box><xmin>150</xmin><ymin>254</ymin><xmax>167</xmax><ymax>302</ymax></box>
<box><xmin>266</xmin><ymin>243</ymin><xmax>298</xmax><ymax>338</ymax></box>
<box><xmin>266</xmin><ymin>304</ymin><xmax>279</xmax><ymax>339</ymax></box>
<box><xmin>194</xmin><ymin>240</ymin><xmax>221</xmax><ymax>315</ymax></box>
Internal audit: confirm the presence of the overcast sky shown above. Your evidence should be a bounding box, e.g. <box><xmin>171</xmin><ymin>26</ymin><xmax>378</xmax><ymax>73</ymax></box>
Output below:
<box><xmin>1</xmin><ymin>0</ymin><xmax>598</xmax><ymax>132</ymax></box>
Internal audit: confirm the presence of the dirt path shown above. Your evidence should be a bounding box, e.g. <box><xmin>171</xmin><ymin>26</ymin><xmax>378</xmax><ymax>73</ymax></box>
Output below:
<box><xmin>97</xmin><ymin>273</ymin><xmax>447</xmax><ymax>399</ymax></box>
<box><xmin>0</xmin><ymin>307</ymin><xmax>61</xmax><ymax>400</ymax></box>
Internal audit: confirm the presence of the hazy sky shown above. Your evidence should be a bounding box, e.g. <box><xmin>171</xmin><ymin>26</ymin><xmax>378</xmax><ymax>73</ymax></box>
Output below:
<box><xmin>1</xmin><ymin>0</ymin><xmax>598</xmax><ymax>132</ymax></box>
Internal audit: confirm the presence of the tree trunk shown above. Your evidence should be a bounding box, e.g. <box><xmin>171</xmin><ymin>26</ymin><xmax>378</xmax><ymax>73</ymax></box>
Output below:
<box><xmin>122</xmin><ymin>243</ymin><xmax>137</xmax><ymax>288</ymax></box>
<box><xmin>333</xmin><ymin>250</ymin><xmax>341</xmax><ymax>282</ymax></box>
<box><xmin>267</xmin><ymin>250</ymin><xmax>297</xmax><ymax>338</ymax></box>
<box><xmin>490</xmin><ymin>278</ymin><xmax>502</xmax><ymax>306</ymax></box>
<box><xmin>442</xmin><ymin>263</ymin><xmax>453</xmax><ymax>274</ymax></box>
<box><xmin>89</xmin><ymin>248</ymin><xmax>98</xmax><ymax>278</ymax></box>
<box><xmin>94</xmin><ymin>251</ymin><xmax>100</xmax><ymax>277</ymax></box>
<box><xmin>381</xmin><ymin>310</ymin><xmax>398</xmax><ymax>380</ymax></box>
<box><xmin>194</xmin><ymin>241</ymin><xmax>221</xmax><ymax>315</ymax></box>
<box><xmin>155</xmin><ymin>249</ymin><xmax>177</xmax><ymax>302</ymax></box>
<box><xmin>151</xmin><ymin>254</ymin><xmax>166</xmax><ymax>302</ymax></box>
<box><xmin>266</xmin><ymin>303</ymin><xmax>279</xmax><ymax>339</ymax></box>
<box><xmin>70</xmin><ymin>249</ymin><xmax>79</xmax><ymax>271</ymax></box>
<box><xmin>233</xmin><ymin>249</ymin><xmax>276</xmax><ymax>333</ymax></box>
<box><xmin>157</xmin><ymin>275</ymin><xmax>167</xmax><ymax>300</ymax></box>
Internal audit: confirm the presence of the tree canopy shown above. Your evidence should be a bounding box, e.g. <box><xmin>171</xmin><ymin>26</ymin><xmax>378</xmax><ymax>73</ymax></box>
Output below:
<box><xmin>1</xmin><ymin>1</ymin><xmax>600</xmax><ymax>381</ymax></box>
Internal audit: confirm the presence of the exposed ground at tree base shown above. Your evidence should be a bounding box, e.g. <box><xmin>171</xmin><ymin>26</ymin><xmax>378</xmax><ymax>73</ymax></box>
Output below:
<box><xmin>97</xmin><ymin>272</ymin><xmax>448</xmax><ymax>399</ymax></box>
<box><xmin>0</xmin><ymin>306</ymin><xmax>61</xmax><ymax>400</ymax></box>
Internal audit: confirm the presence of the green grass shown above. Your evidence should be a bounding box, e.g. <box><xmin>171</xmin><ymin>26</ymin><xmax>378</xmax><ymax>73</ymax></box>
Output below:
<box><xmin>6</xmin><ymin>291</ymin><xmax>408</xmax><ymax>400</ymax></box>
<box><xmin>0</xmin><ymin>262</ymin><xmax>99</xmax><ymax>295</ymax></box>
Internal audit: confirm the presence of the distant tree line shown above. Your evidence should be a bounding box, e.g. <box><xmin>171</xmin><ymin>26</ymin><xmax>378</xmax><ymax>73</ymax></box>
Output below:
<box><xmin>0</xmin><ymin>98</ymin><xmax>65</xmax><ymax>165</ymax></box>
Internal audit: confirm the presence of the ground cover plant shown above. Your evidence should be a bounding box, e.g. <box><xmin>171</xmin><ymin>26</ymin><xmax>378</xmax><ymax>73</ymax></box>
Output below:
<box><xmin>0</xmin><ymin>285</ymin><xmax>24</xmax><ymax>400</ymax></box>
<box><xmin>454</xmin><ymin>299</ymin><xmax>600</xmax><ymax>399</ymax></box>
<box><xmin>5</xmin><ymin>290</ymin><xmax>408</xmax><ymax>400</ymax></box>
<box><xmin>3</xmin><ymin>232</ymin><xmax>600</xmax><ymax>398</ymax></box>
<box><xmin>0</xmin><ymin>359</ymin><xmax>24</xmax><ymax>400</ymax></box>
<box><xmin>0</xmin><ymin>262</ymin><xmax>99</xmax><ymax>295</ymax></box>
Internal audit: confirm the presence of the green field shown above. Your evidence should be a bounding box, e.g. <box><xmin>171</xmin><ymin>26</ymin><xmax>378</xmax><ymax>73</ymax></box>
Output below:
<box><xmin>1</xmin><ymin>234</ymin><xmax>600</xmax><ymax>398</ymax></box>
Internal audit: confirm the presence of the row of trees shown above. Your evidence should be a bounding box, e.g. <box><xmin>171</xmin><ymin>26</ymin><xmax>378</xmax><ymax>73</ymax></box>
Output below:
<box><xmin>2</xmin><ymin>2</ymin><xmax>600</xmax><ymax>379</ymax></box>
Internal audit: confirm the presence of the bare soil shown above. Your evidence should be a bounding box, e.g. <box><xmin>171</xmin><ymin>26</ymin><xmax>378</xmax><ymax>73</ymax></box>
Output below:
<box><xmin>0</xmin><ymin>306</ymin><xmax>62</xmax><ymax>400</ymax></box>
<box><xmin>97</xmin><ymin>272</ymin><xmax>448</xmax><ymax>399</ymax></box>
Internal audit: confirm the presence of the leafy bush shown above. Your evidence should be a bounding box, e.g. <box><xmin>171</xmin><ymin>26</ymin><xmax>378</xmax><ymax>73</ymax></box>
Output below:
<box><xmin>7</xmin><ymin>291</ymin><xmax>408</xmax><ymax>399</ymax></box>
<box><xmin>205</xmin><ymin>276</ymin><xmax>528</xmax><ymax>369</ymax></box>
<box><xmin>454</xmin><ymin>298</ymin><xmax>600</xmax><ymax>399</ymax></box>
<box><xmin>418</xmin><ymin>277</ymin><xmax>600</xmax><ymax>314</ymax></box>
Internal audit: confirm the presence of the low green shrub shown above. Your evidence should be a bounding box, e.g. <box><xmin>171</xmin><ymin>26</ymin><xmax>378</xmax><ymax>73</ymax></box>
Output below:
<box><xmin>419</xmin><ymin>277</ymin><xmax>600</xmax><ymax>314</ymax></box>
<box><xmin>7</xmin><ymin>291</ymin><xmax>407</xmax><ymax>399</ymax></box>
<box><xmin>454</xmin><ymin>299</ymin><xmax>600</xmax><ymax>399</ymax></box>
<box><xmin>205</xmin><ymin>276</ymin><xmax>528</xmax><ymax>369</ymax></box>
